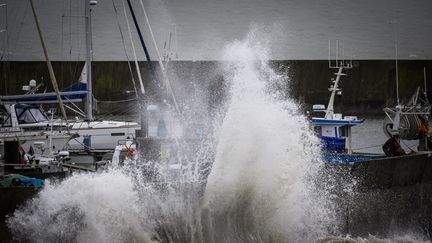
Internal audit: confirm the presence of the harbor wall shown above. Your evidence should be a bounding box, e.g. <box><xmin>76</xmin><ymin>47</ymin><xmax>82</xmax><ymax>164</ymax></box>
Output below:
<box><xmin>1</xmin><ymin>60</ymin><xmax>432</xmax><ymax>115</ymax></box>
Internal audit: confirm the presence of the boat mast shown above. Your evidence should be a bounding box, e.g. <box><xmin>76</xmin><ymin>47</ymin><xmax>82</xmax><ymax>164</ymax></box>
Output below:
<box><xmin>395</xmin><ymin>30</ymin><xmax>400</xmax><ymax>106</ymax></box>
<box><xmin>85</xmin><ymin>0</ymin><xmax>94</xmax><ymax>121</ymax></box>
<box><xmin>390</xmin><ymin>20</ymin><xmax>400</xmax><ymax>107</ymax></box>
<box><xmin>326</xmin><ymin>40</ymin><xmax>351</xmax><ymax>120</ymax></box>
<box><xmin>125</xmin><ymin>0</ymin><xmax>156</xmax><ymax>80</ymax></box>
<box><xmin>138</xmin><ymin>0</ymin><xmax>180</xmax><ymax>114</ymax></box>
<box><xmin>424</xmin><ymin>67</ymin><xmax>428</xmax><ymax>101</ymax></box>
<box><xmin>29</xmin><ymin>0</ymin><xmax>68</xmax><ymax>125</ymax></box>
<box><xmin>325</xmin><ymin>66</ymin><xmax>344</xmax><ymax>120</ymax></box>
<box><xmin>121</xmin><ymin>0</ymin><xmax>145</xmax><ymax>95</ymax></box>
<box><xmin>125</xmin><ymin>0</ymin><xmax>154</xmax><ymax>138</ymax></box>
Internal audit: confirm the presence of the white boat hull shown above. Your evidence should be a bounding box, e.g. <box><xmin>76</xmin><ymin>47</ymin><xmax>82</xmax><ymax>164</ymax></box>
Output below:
<box><xmin>0</xmin><ymin>131</ymin><xmax>73</xmax><ymax>154</ymax></box>
<box><xmin>66</xmin><ymin>120</ymin><xmax>140</xmax><ymax>152</ymax></box>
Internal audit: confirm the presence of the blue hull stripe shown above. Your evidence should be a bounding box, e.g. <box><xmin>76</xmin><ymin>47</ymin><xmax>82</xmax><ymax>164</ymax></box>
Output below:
<box><xmin>312</xmin><ymin>118</ymin><xmax>364</xmax><ymax>125</ymax></box>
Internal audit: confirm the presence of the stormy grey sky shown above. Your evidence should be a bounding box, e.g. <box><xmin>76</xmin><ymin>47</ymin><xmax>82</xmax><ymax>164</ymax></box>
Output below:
<box><xmin>0</xmin><ymin>0</ymin><xmax>431</xmax><ymax>61</ymax></box>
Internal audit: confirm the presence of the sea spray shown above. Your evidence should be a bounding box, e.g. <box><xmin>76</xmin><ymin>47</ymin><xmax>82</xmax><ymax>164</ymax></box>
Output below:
<box><xmin>7</xmin><ymin>169</ymin><xmax>153</xmax><ymax>242</ymax></box>
<box><xmin>202</xmin><ymin>35</ymin><xmax>328</xmax><ymax>242</ymax></box>
<box><xmin>8</xmin><ymin>32</ymin><xmax>331</xmax><ymax>242</ymax></box>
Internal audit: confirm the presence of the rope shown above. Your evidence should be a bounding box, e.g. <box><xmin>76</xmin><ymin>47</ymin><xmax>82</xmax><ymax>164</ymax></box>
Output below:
<box><xmin>71</xmin><ymin>137</ymin><xmax>94</xmax><ymax>151</ymax></box>
<box><xmin>352</xmin><ymin>144</ymin><xmax>383</xmax><ymax>150</ymax></box>
<box><xmin>137</xmin><ymin>0</ymin><xmax>185</xmax><ymax>167</ymax></box>
<box><xmin>95</xmin><ymin>97</ymin><xmax>138</xmax><ymax>104</ymax></box>
<box><xmin>400</xmin><ymin>139</ymin><xmax>417</xmax><ymax>153</ymax></box>
<box><xmin>11</xmin><ymin>0</ymin><xmax>28</xmax><ymax>60</ymax></box>
<box><xmin>111</xmin><ymin>0</ymin><xmax>138</xmax><ymax>98</ymax></box>
<box><xmin>121</xmin><ymin>0</ymin><xmax>145</xmax><ymax>95</ymax></box>
<box><xmin>138</xmin><ymin>0</ymin><xmax>181</xmax><ymax>115</ymax></box>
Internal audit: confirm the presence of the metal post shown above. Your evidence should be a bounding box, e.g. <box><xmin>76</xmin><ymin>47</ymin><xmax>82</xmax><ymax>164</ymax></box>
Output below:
<box><xmin>347</xmin><ymin>126</ymin><xmax>352</xmax><ymax>155</ymax></box>
<box><xmin>85</xmin><ymin>0</ymin><xmax>93</xmax><ymax>121</ymax></box>
<box><xmin>392</xmin><ymin>21</ymin><xmax>400</xmax><ymax>106</ymax></box>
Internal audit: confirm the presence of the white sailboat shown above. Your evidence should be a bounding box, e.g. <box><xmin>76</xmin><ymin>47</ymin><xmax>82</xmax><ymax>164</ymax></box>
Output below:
<box><xmin>1</xmin><ymin>0</ymin><xmax>140</xmax><ymax>154</ymax></box>
<box><xmin>64</xmin><ymin>0</ymin><xmax>140</xmax><ymax>153</ymax></box>
<box><xmin>58</xmin><ymin>63</ymin><xmax>140</xmax><ymax>153</ymax></box>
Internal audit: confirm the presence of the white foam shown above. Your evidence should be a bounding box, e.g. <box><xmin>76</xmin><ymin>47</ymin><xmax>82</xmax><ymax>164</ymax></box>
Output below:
<box><xmin>202</xmin><ymin>34</ymin><xmax>326</xmax><ymax>242</ymax></box>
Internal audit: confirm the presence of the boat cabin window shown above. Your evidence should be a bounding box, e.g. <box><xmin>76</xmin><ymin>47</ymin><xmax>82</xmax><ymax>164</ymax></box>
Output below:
<box><xmin>339</xmin><ymin>126</ymin><xmax>349</xmax><ymax>137</ymax></box>
<box><xmin>0</xmin><ymin>106</ymin><xmax>11</xmax><ymax>127</ymax></box>
<box><xmin>15</xmin><ymin>105</ymin><xmax>48</xmax><ymax>124</ymax></box>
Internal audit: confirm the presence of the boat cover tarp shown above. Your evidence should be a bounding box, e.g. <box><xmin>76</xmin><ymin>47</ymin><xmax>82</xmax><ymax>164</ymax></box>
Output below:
<box><xmin>0</xmin><ymin>83</ymin><xmax>87</xmax><ymax>104</ymax></box>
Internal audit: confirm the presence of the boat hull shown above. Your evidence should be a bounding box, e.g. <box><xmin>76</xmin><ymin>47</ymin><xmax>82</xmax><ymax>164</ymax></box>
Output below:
<box><xmin>324</xmin><ymin>152</ymin><xmax>432</xmax><ymax>238</ymax></box>
<box><xmin>0</xmin><ymin>131</ymin><xmax>72</xmax><ymax>153</ymax></box>
<box><xmin>66</xmin><ymin>121</ymin><xmax>140</xmax><ymax>152</ymax></box>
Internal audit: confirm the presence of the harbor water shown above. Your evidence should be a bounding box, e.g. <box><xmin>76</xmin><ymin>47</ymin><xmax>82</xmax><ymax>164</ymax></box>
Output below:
<box><xmin>4</xmin><ymin>34</ymin><xmax>431</xmax><ymax>243</ymax></box>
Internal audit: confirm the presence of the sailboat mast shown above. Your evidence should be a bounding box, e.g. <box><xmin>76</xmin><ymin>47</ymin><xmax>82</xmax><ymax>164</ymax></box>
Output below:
<box><xmin>392</xmin><ymin>21</ymin><xmax>400</xmax><ymax>106</ymax></box>
<box><xmin>125</xmin><ymin>0</ymin><xmax>156</xmax><ymax>78</ymax></box>
<box><xmin>125</xmin><ymin>0</ymin><xmax>160</xmax><ymax>138</ymax></box>
<box><xmin>138</xmin><ymin>0</ymin><xmax>180</xmax><ymax>114</ymax></box>
<box><xmin>29</xmin><ymin>0</ymin><xmax>68</xmax><ymax>124</ymax></box>
<box><xmin>85</xmin><ymin>0</ymin><xmax>93</xmax><ymax>121</ymax></box>
<box><xmin>424</xmin><ymin>67</ymin><xmax>428</xmax><ymax>101</ymax></box>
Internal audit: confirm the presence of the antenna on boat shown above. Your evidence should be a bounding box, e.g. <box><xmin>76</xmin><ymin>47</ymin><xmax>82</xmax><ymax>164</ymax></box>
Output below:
<box><xmin>328</xmin><ymin>39</ymin><xmax>352</xmax><ymax>69</ymax></box>
<box><xmin>424</xmin><ymin>67</ymin><xmax>428</xmax><ymax>101</ymax></box>
<box><xmin>389</xmin><ymin>20</ymin><xmax>400</xmax><ymax>107</ymax></box>
<box><xmin>326</xmin><ymin>40</ymin><xmax>352</xmax><ymax>119</ymax></box>
<box><xmin>163</xmin><ymin>24</ymin><xmax>178</xmax><ymax>62</ymax></box>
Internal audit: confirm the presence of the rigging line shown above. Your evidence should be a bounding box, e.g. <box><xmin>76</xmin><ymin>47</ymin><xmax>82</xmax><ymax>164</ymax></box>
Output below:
<box><xmin>30</xmin><ymin>0</ymin><xmax>68</xmax><ymax>126</ymax></box>
<box><xmin>122</xmin><ymin>0</ymin><xmax>145</xmax><ymax>95</ymax></box>
<box><xmin>95</xmin><ymin>97</ymin><xmax>138</xmax><ymax>104</ymax></box>
<box><xmin>352</xmin><ymin>144</ymin><xmax>383</xmax><ymax>150</ymax></box>
<box><xmin>60</xmin><ymin>0</ymin><xmax>65</xmax><ymax>61</ymax></box>
<box><xmin>0</xmin><ymin>3</ymin><xmax>4</xmax><ymax>61</ymax></box>
<box><xmin>11</xmin><ymin>0</ymin><xmax>29</xmax><ymax>60</ymax></box>
<box><xmin>72</xmin><ymin>137</ymin><xmax>94</xmax><ymax>150</ymax></box>
<box><xmin>68</xmin><ymin>0</ymin><xmax>72</xmax><ymax>60</ymax></box>
<box><xmin>400</xmin><ymin>139</ymin><xmax>417</xmax><ymax>153</ymax></box>
<box><xmin>111</xmin><ymin>0</ymin><xmax>138</xmax><ymax>98</ymax></box>
<box><xmin>138</xmin><ymin>0</ymin><xmax>181</xmax><ymax>115</ymax></box>
<box><xmin>2</xmin><ymin>2</ymin><xmax>7</xmax><ymax>60</ymax></box>
<box><xmin>138</xmin><ymin>0</ymin><xmax>185</xmax><ymax>167</ymax></box>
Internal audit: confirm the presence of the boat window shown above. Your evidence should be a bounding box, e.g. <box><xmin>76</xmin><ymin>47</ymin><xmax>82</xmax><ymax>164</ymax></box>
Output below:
<box><xmin>339</xmin><ymin>126</ymin><xmax>348</xmax><ymax>137</ymax></box>
<box><xmin>29</xmin><ymin>108</ymin><xmax>48</xmax><ymax>122</ymax></box>
<box><xmin>0</xmin><ymin>115</ymin><xmax>11</xmax><ymax>127</ymax></box>
<box><xmin>0</xmin><ymin>106</ymin><xmax>11</xmax><ymax>127</ymax></box>
<box><xmin>15</xmin><ymin>106</ymin><xmax>48</xmax><ymax>124</ymax></box>
<box><xmin>16</xmin><ymin>107</ymin><xmax>35</xmax><ymax>124</ymax></box>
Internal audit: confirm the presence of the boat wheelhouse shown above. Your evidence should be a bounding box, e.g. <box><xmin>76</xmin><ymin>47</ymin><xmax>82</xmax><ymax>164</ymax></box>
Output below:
<box><xmin>312</xmin><ymin>114</ymin><xmax>363</xmax><ymax>153</ymax></box>
<box><xmin>311</xmin><ymin>61</ymin><xmax>364</xmax><ymax>154</ymax></box>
